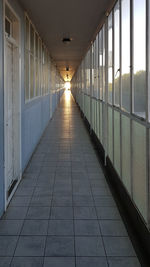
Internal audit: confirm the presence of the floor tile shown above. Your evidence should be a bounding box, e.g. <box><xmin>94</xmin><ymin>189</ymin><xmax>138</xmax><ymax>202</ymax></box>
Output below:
<box><xmin>94</xmin><ymin>196</ymin><xmax>116</xmax><ymax>207</ymax></box>
<box><xmin>75</xmin><ymin>236</ymin><xmax>105</xmax><ymax>256</ymax></box>
<box><xmin>0</xmin><ymin>93</ymin><xmax>140</xmax><ymax>264</ymax></box>
<box><xmin>10</xmin><ymin>196</ymin><xmax>31</xmax><ymax>207</ymax></box>
<box><xmin>48</xmin><ymin>220</ymin><xmax>74</xmax><ymax>235</ymax></box>
<box><xmin>50</xmin><ymin>207</ymin><xmax>73</xmax><ymax>219</ymax></box>
<box><xmin>30</xmin><ymin>196</ymin><xmax>52</xmax><ymax>206</ymax></box>
<box><xmin>11</xmin><ymin>257</ymin><xmax>43</xmax><ymax>267</ymax></box>
<box><xmin>21</xmin><ymin>220</ymin><xmax>48</xmax><ymax>235</ymax></box>
<box><xmin>15</xmin><ymin>186</ymin><xmax>35</xmax><ymax>196</ymax></box>
<box><xmin>2</xmin><ymin>207</ymin><xmax>28</xmax><ymax>220</ymax></box>
<box><xmin>96</xmin><ymin>207</ymin><xmax>121</xmax><ymax>220</ymax></box>
<box><xmin>76</xmin><ymin>257</ymin><xmax>108</xmax><ymax>267</ymax></box>
<box><xmin>74</xmin><ymin>220</ymin><xmax>100</xmax><ymax>236</ymax></box>
<box><xmin>108</xmin><ymin>257</ymin><xmax>141</xmax><ymax>267</ymax></box>
<box><xmin>0</xmin><ymin>236</ymin><xmax>18</xmax><ymax>256</ymax></box>
<box><xmin>74</xmin><ymin>207</ymin><xmax>97</xmax><ymax>219</ymax></box>
<box><xmin>33</xmin><ymin>187</ymin><xmax>53</xmax><ymax>196</ymax></box>
<box><xmin>19</xmin><ymin>179</ymin><xmax>37</xmax><ymax>187</ymax></box>
<box><xmin>73</xmin><ymin>196</ymin><xmax>94</xmax><ymax>206</ymax></box>
<box><xmin>15</xmin><ymin>236</ymin><xmax>46</xmax><ymax>256</ymax></box>
<box><xmin>45</xmin><ymin>236</ymin><xmax>74</xmax><ymax>256</ymax></box>
<box><xmin>0</xmin><ymin>220</ymin><xmax>23</xmax><ymax>235</ymax></box>
<box><xmin>99</xmin><ymin>220</ymin><xmax>128</xmax><ymax>236</ymax></box>
<box><xmin>0</xmin><ymin>257</ymin><xmax>12</xmax><ymax>267</ymax></box>
<box><xmin>103</xmin><ymin>237</ymin><xmax>136</xmax><ymax>256</ymax></box>
<box><xmin>52</xmin><ymin>196</ymin><xmax>72</xmax><ymax>206</ymax></box>
<box><xmin>53</xmin><ymin>185</ymin><xmax>72</xmax><ymax>194</ymax></box>
<box><xmin>26</xmin><ymin>207</ymin><xmax>50</xmax><ymax>219</ymax></box>
<box><xmin>91</xmin><ymin>186</ymin><xmax>111</xmax><ymax>196</ymax></box>
<box><xmin>44</xmin><ymin>257</ymin><xmax>75</xmax><ymax>267</ymax></box>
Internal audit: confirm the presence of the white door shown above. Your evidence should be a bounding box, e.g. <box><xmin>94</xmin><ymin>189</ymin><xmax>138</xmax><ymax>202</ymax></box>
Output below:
<box><xmin>5</xmin><ymin>36</ymin><xmax>21</xmax><ymax>202</ymax></box>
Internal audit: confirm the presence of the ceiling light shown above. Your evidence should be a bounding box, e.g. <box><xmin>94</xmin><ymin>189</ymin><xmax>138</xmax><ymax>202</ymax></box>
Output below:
<box><xmin>62</xmin><ymin>37</ymin><xmax>72</xmax><ymax>44</ymax></box>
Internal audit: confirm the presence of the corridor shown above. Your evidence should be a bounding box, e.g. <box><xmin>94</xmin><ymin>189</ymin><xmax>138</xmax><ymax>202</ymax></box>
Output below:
<box><xmin>0</xmin><ymin>91</ymin><xmax>140</xmax><ymax>267</ymax></box>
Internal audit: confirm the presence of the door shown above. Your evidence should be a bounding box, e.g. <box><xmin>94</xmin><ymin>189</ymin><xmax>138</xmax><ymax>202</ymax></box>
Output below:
<box><xmin>5</xmin><ymin>40</ymin><xmax>14</xmax><ymax>191</ymax></box>
<box><xmin>4</xmin><ymin>8</ymin><xmax>21</xmax><ymax>204</ymax></box>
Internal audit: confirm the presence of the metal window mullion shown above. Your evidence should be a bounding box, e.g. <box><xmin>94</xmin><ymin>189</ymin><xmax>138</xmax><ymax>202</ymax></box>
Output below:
<box><xmin>119</xmin><ymin>0</ymin><xmax>121</xmax><ymax>108</ymax></box>
<box><xmin>104</xmin><ymin>19</ymin><xmax>108</xmax><ymax>164</ymax></box>
<box><xmin>33</xmin><ymin>31</ymin><xmax>35</xmax><ymax>98</ymax></box>
<box><xmin>98</xmin><ymin>32</ymin><xmax>100</xmax><ymax>100</ymax></box>
<box><xmin>120</xmin><ymin>0</ymin><xmax>122</xmax><ymax>180</ymax></box>
<box><xmin>96</xmin><ymin>37</ymin><xmax>98</xmax><ymax>135</ymax></box>
<box><xmin>130</xmin><ymin>0</ymin><xmax>134</xmax><ymax>200</ymax></box>
<box><xmin>146</xmin><ymin>0</ymin><xmax>150</xmax><ymax>228</ymax></box>
<box><xmin>101</xmin><ymin>29</ymin><xmax>103</xmax><ymax>101</ymax></box>
<box><xmin>131</xmin><ymin>0</ymin><xmax>134</xmax><ymax>115</ymax></box>
<box><xmin>90</xmin><ymin>46</ymin><xmax>92</xmax><ymax>130</ymax></box>
<box><xmin>147</xmin><ymin>0</ymin><xmax>150</xmax><ymax>122</ymax></box>
<box><xmin>112</xmin><ymin>8</ymin><xmax>114</xmax><ymax>165</ymax></box>
<box><xmin>98</xmin><ymin>34</ymin><xmax>101</xmax><ymax>139</ymax></box>
<box><xmin>29</xmin><ymin>20</ymin><xmax>31</xmax><ymax>100</ymax></box>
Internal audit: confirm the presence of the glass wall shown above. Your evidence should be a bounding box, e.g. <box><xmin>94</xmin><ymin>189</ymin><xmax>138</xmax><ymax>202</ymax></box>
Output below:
<box><xmin>114</xmin><ymin>1</ymin><xmax>120</xmax><ymax>106</ymax></box>
<box><xmin>25</xmin><ymin>15</ymin><xmax>50</xmax><ymax>102</ymax></box>
<box><xmin>102</xmin><ymin>25</ymin><xmax>105</xmax><ymax>101</ymax></box>
<box><xmin>71</xmin><ymin>0</ymin><xmax>149</xmax><ymax>227</ymax></box>
<box><xmin>121</xmin><ymin>0</ymin><xmax>130</xmax><ymax>112</ymax></box>
<box><xmin>133</xmin><ymin>0</ymin><xmax>146</xmax><ymax>118</ymax></box>
<box><xmin>108</xmin><ymin>12</ymin><xmax>113</xmax><ymax>104</ymax></box>
<box><xmin>99</xmin><ymin>30</ymin><xmax>103</xmax><ymax>100</ymax></box>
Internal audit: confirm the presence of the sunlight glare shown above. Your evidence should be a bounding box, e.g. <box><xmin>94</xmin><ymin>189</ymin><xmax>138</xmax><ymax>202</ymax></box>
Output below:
<box><xmin>65</xmin><ymin>82</ymin><xmax>71</xmax><ymax>90</ymax></box>
<box><xmin>65</xmin><ymin>88</ymin><xmax>71</xmax><ymax>104</ymax></box>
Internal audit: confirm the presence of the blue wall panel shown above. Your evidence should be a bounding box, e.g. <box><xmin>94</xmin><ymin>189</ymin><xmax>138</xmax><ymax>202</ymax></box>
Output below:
<box><xmin>42</xmin><ymin>96</ymin><xmax>50</xmax><ymax>130</ymax></box>
<box><xmin>0</xmin><ymin>0</ymin><xmax>4</xmax><ymax>216</ymax></box>
<box><xmin>6</xmin><ymin>0</ymin><xmax>51</xmax><ymax>171</ymax></box>
<box><xmin>22</xmin><ymin>96</ymin><xmax>50</xmax><ymax>170</ymax></box>
<box><xmin>52</xmin><ymin>93</ymin><xmax>56</xmax><ymax>114</ymax></box>
<box><xmin>0</xmin><ymin>0</ymin><xmax>63</xmax><ymax>216</ymax></box>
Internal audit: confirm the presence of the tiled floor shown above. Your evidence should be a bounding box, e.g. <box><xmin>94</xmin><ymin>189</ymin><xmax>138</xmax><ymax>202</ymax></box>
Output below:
<box><xmin>0</xmin><ymin>91</ymin><xmax>141</xmax><ymax>266</ymax></box>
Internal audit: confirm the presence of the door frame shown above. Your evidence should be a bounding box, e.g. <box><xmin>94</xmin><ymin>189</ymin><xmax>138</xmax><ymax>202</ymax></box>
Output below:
<box><xmin>3</xmin><ymin>0</ymin><xmax>22</xmax><ymax>209</ymax></box>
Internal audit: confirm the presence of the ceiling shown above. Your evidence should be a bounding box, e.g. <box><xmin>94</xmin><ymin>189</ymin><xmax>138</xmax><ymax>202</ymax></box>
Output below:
<box><xmin>18</xmin><ymin>0</ymin><xmax>115</xmax><ymax>81</ymax></box>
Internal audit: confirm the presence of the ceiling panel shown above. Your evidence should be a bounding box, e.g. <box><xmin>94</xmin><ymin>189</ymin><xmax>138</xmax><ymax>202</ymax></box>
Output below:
<box><xmin>18</xmin><ymin>0</ymin><xmax>115</xmax><ymax>80</ymax></box>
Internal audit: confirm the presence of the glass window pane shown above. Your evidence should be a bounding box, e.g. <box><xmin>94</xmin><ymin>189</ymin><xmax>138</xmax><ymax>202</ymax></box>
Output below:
<box><xmin>121</xmin><ymin>114</ymin><xmax>131</xmax><ymax>194</ymax></box>
<box><xmin>94</xmin><ymin>41</ymin><xmax>97</xmax><ymax>98</ymax></box>
<box><xmin>30</xmin><ymin>54</ymin><xmax>34</xmax><ymax>98</ymax></box>
<box><xmin>103</xmin><ymin>25</ymin><xmax>105</xmax><ymax>101</ymax></box>
<box><xmin>30</xmin><ymin>24</ymin><xmax>34</xmax><ymax>54</ymax></box>
<box><xmin>92</xmin><ymin>45</ymin><xmax>94</xmax><ymax>97</ymax></box>
<box><xmin>108</xmin><ymin>106</ymin><xmax>113</xmax><ymax>161</ymax></box>
<box><xmin>108</xmin><ymin>13</ymin><xmax>113</xmax><ymax>104</ymax></box>
<box><xmin>96</xmin><ymin>36</ymin><xmax>99</xmax><ymax>99</ymax></box>
<box><xmin>114</xmin><ymin>1</ymin><xmax>120</xmax><ymax>106</ymax></box>
<box><xmin>133</xmin><ymin>0</ymin><xmax>146</xmax><ymax>118</ymax></box>
<box><xmin>88</xmin><ymin>50</ymin><xmax>90</xmax><ymax>95</ymax></box>
<box><xmin>25</xmin><ymin>51</ymin><xmax>29</xmax><ymax>100</ymax></box>
<box><xmin>121</xmin><ymin>0</ymin><xmax>130</xmax><ymax>112</ymax></box>
<box><xmin>100</xmin><ymin>102</ymin><xmax>103</xmax><ymax>143</ymax></box>
<box><xmin>35</xmin><ymin>58</ymin><xmax>38</xmax><ymax>96</ymax></box>
<box><xmin>39</xmin><ymin>38</ymin><xmax>42</xmax><ymax>60</ymax></box>
<box><xmin>25</xmin><ymin>17</ymin><xmax>29</xmax><ymax>49</ymax></box>
<box><xmin>99</xmin><ymin>30</ymin><xmax>103</xmax><ymax>99</ymax></box>
<box><xmin>132</xmin><ymin>121</ymin><xmax>147</xmax><ymax>221</ymax></box>
<box><xmin>35</xmin><ymin>33</ymin><xmax>38</xmax><ymax>58</ymax></box>
<box><xmin>114</xmin><ymin>110</ymin><xmax>120</xmax><ymax>175</ymax></box>
<box><xmin>97</xmin><ymin>101</ymin><xmax>100</xmax><ymax>139</ymax></box>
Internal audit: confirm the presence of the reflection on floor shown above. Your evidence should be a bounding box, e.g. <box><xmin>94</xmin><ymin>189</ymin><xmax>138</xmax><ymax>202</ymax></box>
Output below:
<box><xmin>0</xmin><ymin>91</ymin><xmax>141</xmax><ymax>266</ymax></box>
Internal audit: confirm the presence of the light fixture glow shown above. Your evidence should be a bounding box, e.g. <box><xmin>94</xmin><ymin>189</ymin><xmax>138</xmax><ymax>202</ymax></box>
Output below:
<box><xmin>65</xmin><ymin>82</ymin><xmax>71</xmax><ymax>90</ymax></box>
